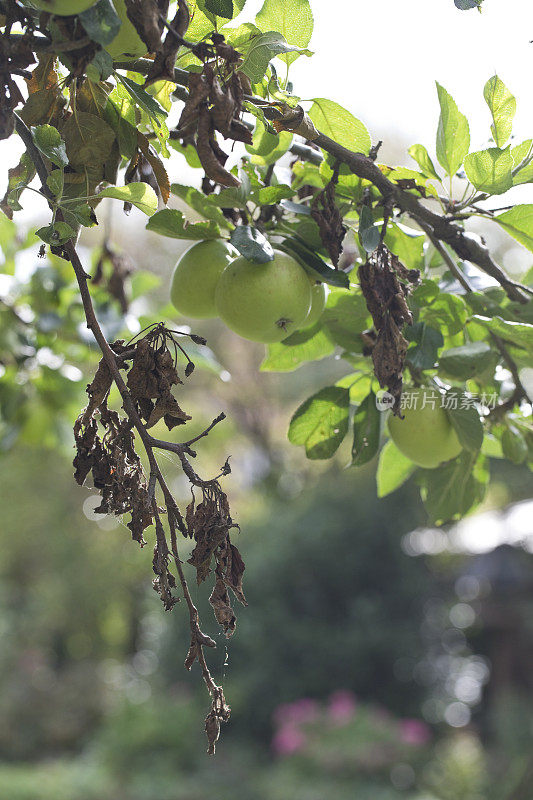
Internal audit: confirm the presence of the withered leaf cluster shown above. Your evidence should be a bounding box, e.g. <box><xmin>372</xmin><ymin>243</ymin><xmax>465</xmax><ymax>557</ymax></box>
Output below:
<box><xmin>311</xmin><ymin>163</ymin><xmax>346</xmax><ymax>266</ymax></box>
<box><xmin>358</xmin><ymin>245</ymin><xmax>420</xmax><ymax>413</ymax></box>
<box><xmin>126</xmin><ymin>334</ymin><xmax>191</xmax><ymax>430</ymax></box>
<box><xmin>73</xmin><ymin>354</ymin><xmax>153</xmax><ymax>546</ymax></box>
<box><xmin>177</xmin><ymin>39</ymin><xmax>252</xmax><ymax>187</ymax></box>
<box><xmin>186</xmin><ymin>485</ymin><xmax>247</xmax><ymax>638</ymax></box>
<box><xmin>73</xmin><ymin>324</ymin><xmax>244</xmax><ymax>752</ymax></box>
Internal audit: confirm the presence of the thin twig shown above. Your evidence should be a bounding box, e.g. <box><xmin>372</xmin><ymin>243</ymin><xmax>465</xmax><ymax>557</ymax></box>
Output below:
<box><xmin>416</xmin><ymin>218</ymin><xmax>474</xmax><ymax>293</ymax></box>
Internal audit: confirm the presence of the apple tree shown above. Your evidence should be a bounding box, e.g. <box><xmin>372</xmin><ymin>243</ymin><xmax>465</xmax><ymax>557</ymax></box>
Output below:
<box><xmin>0</xmin><ymin>0</ymin><xmax>532</xmax><ymax>751</ymax></box>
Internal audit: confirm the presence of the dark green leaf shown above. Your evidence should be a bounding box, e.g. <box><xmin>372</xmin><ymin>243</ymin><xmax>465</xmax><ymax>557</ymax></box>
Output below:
<box><xmin>420</xmin><ymin>451</ymin><xmax>488</xmax><ymax>525</ymax></box>
<box><xmin>36</xmin><ymin>222</ymin><xmax>76</xmax><ymax>246</ymax></box>
<box><xmin>118</xmin><ymin>75</ymin><xmax>167</xmax><ymax>126</ymax></box>
<box><xmin>288</xmin><ymin>385</ymin><xmax>350</xmax><ymax>460</ymax></box>
<box><xmin>279</xmin><ymin>237</ymin><xmax>349</xmax><ymax>288</ymax></box>
<box><xmin>439</xmin><ymin>341</ymin><xmax>495</xmax><ymax>379</ymax></box>
<box><xmin>359</xmin><ymin>206</ymin><xmax>380</xmax><ymax>253</ymax></box>
<box><xmin>32</xmin><ymin>124</ymin><xmax>68</xmax><ymax>168</ymax></box>
<box><xmin>502</xmin><ymin>425</ymin><xmax>528</xmax><ymax>464</ymax></box>
<box><xmin>406</xmin><ymin>323</ymin><xmax>443</xmax><ymax>370</ymax></box>
<box><xmin>205</xmin><ymin>0</ymin><xmax>233</xmax><ymax>18</ymax></box>
<box><xmin>230</xmin><ymin>226</ymin><xmax>274</xmax><ymax>262</ymax></box>
<box><xmin>351</xmin><ymin>391</ymin><xmax>382</xmax><ymax>467</ymax></box>
<box><xmin>79</xmin><ymin>0</ymin><xmax>121</xmax><ymax>45</ymax></box>
<box><xmin>446</xmin><ymin>394</ymin><xmax>484</xmax><ymax>452</ymax></box>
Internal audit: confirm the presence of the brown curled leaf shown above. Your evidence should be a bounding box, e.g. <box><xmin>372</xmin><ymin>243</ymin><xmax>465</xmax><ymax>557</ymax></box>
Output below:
<box><xmin>196</xmin><ymin>105</ymin><xmax>240</xmax><ymax>187</ymax></box>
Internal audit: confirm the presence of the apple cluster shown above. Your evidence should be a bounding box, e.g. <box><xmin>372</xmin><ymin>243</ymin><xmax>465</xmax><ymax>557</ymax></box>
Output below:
<box><xmin>169</xmin><ymin>240</ymin><xmax>327</xmax><ymax>344</ymax></box>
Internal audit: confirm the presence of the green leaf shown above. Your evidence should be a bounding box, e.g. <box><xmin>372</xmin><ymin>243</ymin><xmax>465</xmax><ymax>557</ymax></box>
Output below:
<box><xmin>97</xmin><ymin>183</ymin><xmax>158</xmax><ymax>216</ymax></box>
<box><xmin>358</xmin><ymin>206</ymin><xmax>380</xmax><ymax>253</ymax></box>
<box><xmin>511</xmin><ymin>140</ymin><xmax>533</xmax><ymax>186</ymax></box>
<box><xmin>495</xmin><ymin>205</ymin><xmax>533</xmax><ymax>253</ymax></box>
<box><xmin>483</xmin><ymin>75</ymin><xmax>516</xmax><ymax>148</ymax></box>
<box><xmin>32</xmin><ymin>124</ymin><xmax>68</xmax><ymax>168</ymax></box>
<box><xmin>420</xmin><ymin>451</ymin><xmax>488</xmax><ymax>525</ymax></box>
<box><xmin>204</xmin><ymin>0</ymin><xmax>234</xmax><ymax>18</ymax></box>
<box><xmin>376</xmin><ymin>439</ymin><xmax>416</xmax><ymax>497</ymax></box>
<box><xmin>472</xmin><ymin>315</ymin><xmax>533</xmax><ymax>350</ymax></box>
<box><xmin>106</xmin><ymin>83</ymin><xmax>137</xmax><ymax>159</ymax></box>
<box><xmin>322</xmin><ymin>288</ymin><xmax>369</xmax><ymax>350</ymax></box>
<box><xmin>229</xmin><ymin>225</ymin><xmax>274</xmax><ymax>262</ymax></box>
<box><xmin>239</xmin><ymin>31</ymin><xmax>311</xmax><ymax>83</ymax></box>
<box><xmin>255</xmin><ymin>0</ymin><xmax>313</xmax><ymax>66</ymax></box>
<box><xmin>171</xmin><ymin>184</ymin><xmax>229</xmax><ymax>227</ymax></box>
<box><xmin>439</xmin><ymin>341</ymin><xmax>494</xmax><ymax>379</ymax></box>
<box><xmin>384</xmin><ymin>223</ymin><xmax>425</xmax><ymax>270</ymax></box>
<box><xmin>464</xmin><ymin>147</ymin><xmax>513</xmax><ymax>195</ymax></box>
<box><xmin>46</xmin><ymin>170</ymin><xmax>64</xmax><ymax>198</ymax></box>
<box><xmin>435</xmin><ymin>82</ymin><xmax>470</xmax><ymax>176</ymax></box>
<box><xmin>64</xmin><ymin>202</ymin><xmax>96</xmax><ymax>228</ymax></box>
<box><xmin>279</xmin><ymin>237</ymin><xmax>349</xmax><ymax>288</ymax></box>
<box><xmin>249</xmin><ymin>129</ymin><xmax>293</xmax><ymax>167</ymax></box>
<box><xmin>261</xmin><ymin>324</ymin><xmax>334</xmax><ymax>372</ymax></box>
<box><xmin>252</xmin><ymin>185</ymin><xmax>294</xmax><ymax>205</ymax></box>
<box><xmin>79</xmin><ymin>0</ymin><xmax>121</xmax><ymax>45</ymax></box>
<box><xmin>502</xmin><ymin>425</ymin><xmax>528</xmax><ymax>464</ymax></box>
<box><xmin>421</xmin><ymin>293</ymin><xmax>467</xmax><ymax>336</ymax></box>
<box><xmin>117</xmin><ymin>75</ymin><xmax>167</xmax><ymax>127</ymax></box>
<box><xmin>288</xmin><ymin>385</ymin><xmax>350</xmax><ymax>460</ymax></box>
<box><xmin>408</xmin><ymin>144</ymin><xmax>440</xmax><ymax>180</ymax></box>
<box><xmin>308</xmin><ymin>98</ymin><xmax>371</xmax><ymax>156</ymax></box>
<box><xmin>86</xmin><ymin>50</ymin><xmax>114</xmax><ymax>82</ymax></box>
<box><xmin>146</xmin><ymin>209</ymin><xmax>220</xmax><ymax>240</ymax></box>
<box><xmin>351</xmin><ymin>391</ymin><xmax>382</xmax><ymax>467</ymax></box>
<box><xmin>406</xmin><ymin>323</ymin><xmax>443</xmax><ymax>370</ymax></box>
<box><xmin>446</xmin><ymin>394</ymin><xmax>483</xmax><ymax>452</ymax></box>
<box><xmin>61</xmin><ymin>111</ymin><xmax>115</xmax><ymax>167</ymax></box>
<box><xmin>36</xmin><ymin>221</ymin><xmax>76</xmax><ymax>246</ymax></box>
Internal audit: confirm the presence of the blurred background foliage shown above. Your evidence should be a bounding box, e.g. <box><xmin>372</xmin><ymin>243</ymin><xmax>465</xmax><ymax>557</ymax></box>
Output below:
<box><xmin>1</xmin><ymin>183</ymin><xmax>533</xmax><ymax>800</ymax></box>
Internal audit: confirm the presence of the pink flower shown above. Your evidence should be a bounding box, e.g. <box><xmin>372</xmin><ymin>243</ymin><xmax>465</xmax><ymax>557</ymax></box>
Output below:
<box><xmin>328</xmin><ymin>690</ymin><xmax>357</xmax><ymax>726</ymax></box>
<box><xmin>399</xmin><ymin>718</ymin><xmax>431</xmax><ymax>746</ymax></box>
<box><xmin>273</xmin><ymin>698</ymin><xmax>320</xmax><ymax>726</ymax></box>
<box><xmin>272</xmin><ymin>725</ymin><xmax>307</xmax><ymax>756</ymax></box>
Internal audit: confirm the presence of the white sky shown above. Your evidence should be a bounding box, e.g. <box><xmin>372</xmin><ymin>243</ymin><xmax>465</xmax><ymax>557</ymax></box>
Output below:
<box><xmin>2</xmin><ymin>0</ymin><xmax>533</xmax><ymax>206</ymax></box>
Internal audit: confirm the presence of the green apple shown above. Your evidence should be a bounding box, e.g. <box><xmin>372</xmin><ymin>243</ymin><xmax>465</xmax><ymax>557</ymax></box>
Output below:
<box><xmin>105</xmin><ymin>0</ymin><xmax>147</xmax><ymax>60</ymax></box>
<box><xmin>170</xmin><ymin>239</ymin><xmax>236</xmax><ymax>319</ymax></box>
<box><xmin>215</xmin><ymin>249</ymin><xmax>312</xmax><ymax>343</ymax></box>
<box><xmin>388</xmin><ymin>387</ymin><xmax>462</xmax><ymax>468</ymax></box>
<box><xmin>302</xmin><ymin>280</ymin><xmax>327</xmax><ymax>328</ymax></box>
<box><xmin>24</xmin><ymin>0</ymin><xmax>97</xmax><ymax>14</ymax></box>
